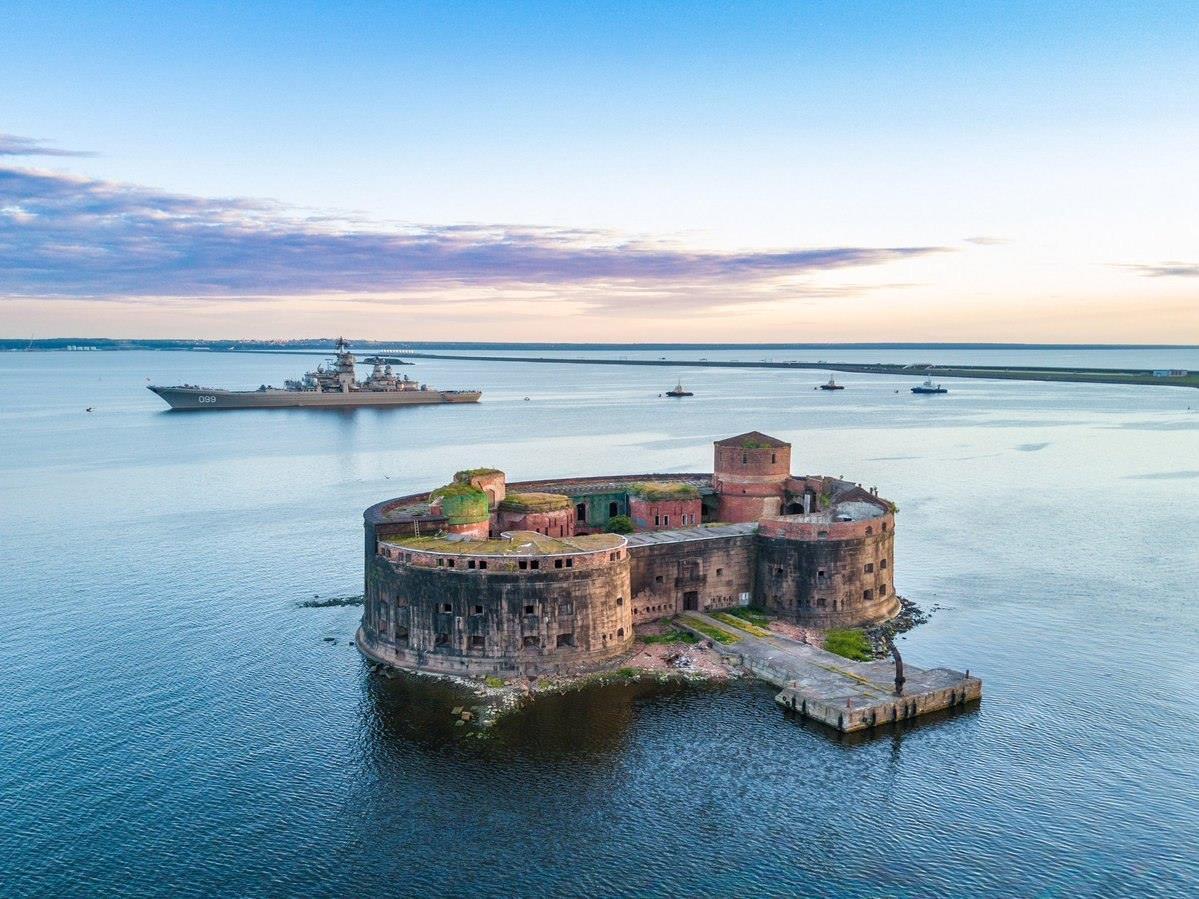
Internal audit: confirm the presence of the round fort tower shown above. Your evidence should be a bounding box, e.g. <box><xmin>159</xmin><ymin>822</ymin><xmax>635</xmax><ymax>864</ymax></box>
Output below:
<box><xmin>712</xmin><ymin>431</ymin><xmax>792</xmax><ymax>522</ymax></box>
<box><xmin>361</xmin><ymin>523</ymin><xmax>634</xmax><ymax>676</ymax></box>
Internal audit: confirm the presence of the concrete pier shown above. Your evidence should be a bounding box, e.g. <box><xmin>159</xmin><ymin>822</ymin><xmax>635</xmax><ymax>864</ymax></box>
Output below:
<box><xmin>679</xmin><ymin>613</ymin><xmax>981</xmax><ymax>733</ymax></box>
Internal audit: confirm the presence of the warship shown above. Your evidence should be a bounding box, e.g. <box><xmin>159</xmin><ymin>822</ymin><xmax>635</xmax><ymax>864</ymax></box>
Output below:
<box><xmin>148</xmin><ymin>338</ymin><xmax>481</xmax><ymax>410</ymax></box>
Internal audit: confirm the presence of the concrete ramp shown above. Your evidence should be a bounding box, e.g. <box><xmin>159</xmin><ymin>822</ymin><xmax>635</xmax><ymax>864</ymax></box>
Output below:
<box><xmin>678</xmin><ymin>613</ymin><xmax>981</xmax><ymax>733</ymax></box>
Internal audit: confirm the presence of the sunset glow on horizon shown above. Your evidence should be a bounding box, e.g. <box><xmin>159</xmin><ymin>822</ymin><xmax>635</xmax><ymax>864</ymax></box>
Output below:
<box><xmin>2</xmin><ymin>2</ymin><xmax>1197</xmax><ymax>343</ymax></box>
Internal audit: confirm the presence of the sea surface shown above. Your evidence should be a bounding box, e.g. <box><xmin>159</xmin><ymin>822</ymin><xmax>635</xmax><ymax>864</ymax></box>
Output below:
<box><xmin>1</xmin><ymin>348</ymin><xmax>1197</xmax><ymax>898</ymax></box>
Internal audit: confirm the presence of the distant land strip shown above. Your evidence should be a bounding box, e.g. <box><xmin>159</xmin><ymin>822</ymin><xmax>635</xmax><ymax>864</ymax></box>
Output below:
<box><xmin>401</xmin><ymin>352</ymin><xmax>1199</xmax><ymax>389</ymax></box>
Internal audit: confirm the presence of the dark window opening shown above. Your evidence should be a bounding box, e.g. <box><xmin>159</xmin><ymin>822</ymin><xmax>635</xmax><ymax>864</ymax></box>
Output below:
<box><xmin>470</xmin><ymin>635</ymin><xmax>485</xmax><ymax>649</ymax></box>
<box><xmin>437</xmin><ymin>558</ymin><xmax>445</xmax><ymax>567</ymax></box>
<box><xmin>716</xmin><ymin>567</ymin><xmax>723</xmax><ymax>576</ymax></box>
<box><xmin>479</xmin><ymin>560</ymin><xmax>487</xmax><ymax>570</ymax></box>
<box><xmin>616</xmin><ymin>597</ymin><xmax>623</xmax><ymax>606</ymax></box>
<box><xmin>473</xmin><ymin>604</ymin><xmax>484</xmax><ymax>615</ymax></box>
<box><xmin>524</xmin><ymin>604</ymin><xmax>535</xmax><ymax>615</ymax></box>
<box><xmin>880</xmin><ymin>559</ymin><xmax>888</xmax><ymax>569</ymax></box>
<box><xmin>879</xmin><ymin>584</ymin><xmax>888</xmax><ymax>595</ymax></box>
<box><xmin>654</xmin><ymin>515</ymin><xmax>660</xmax><ymax>526</ymax></box>
<box><xmin>817</xmin><ymin>597</ymin><xmax>826</xmax><ymax>608</ymax></box>
<box><xmin>467</xmin><ymin>560</ymin><xmax>476</xmax><ymax>569</ymax></box>
<box><xmin>863</xmin><ymin>589</ymin><xmax>873</xmax><ymax>601</ymax></box>
<box><xmin>576</xmin><ymin>502</ymin><xmax>587</xmax><ymax>522</ymax></box>
<box><xmin>771</xmin><ymin>453</ymin><xmax>776</xmax><ymax>464</ymax></box>
<box><xmin>617</xmin><ymin>628</ymin><xmax>625</xmax><ymax>637</ymax></box>
<box><xmin>530</xmin><ymin>560</ymin><xmax>540</xmax><ymax>570</ymax></box>
<box><xmin>518</xmin><ymin>560</ymin><xmax>528</xmax><ymax>570</ymax></box>
<box><xmin>865</xmin><ymin>526</ymin><xmax>873</xmax><ymax>535</ymax></box>
<box><xmin>523</xmin><ymin>635</ymin><xmax>540</xmax><ymax>648</ymax></box>
<box><xmin>608</xmin><ymin>501</ymin><xmax>619</xmax><ymax>516</ymax></box>
<box><xmin>434</xmin><ymin>632</ymin><xmax>449</xmax><ymax>646</ymax></box>
<box><xmin>554</xmin><ymin>558</ymin><xmax>563</xmax><ymax>568</ymax></box>
<box><xmin>441</xmin><ymin>603</ymin><xmax>452</xmax><ymax>613</ymax></box>
<box><xmin>447</xmin><ymin>559</ymin><xmax>455</xmax><ymax>568</ymax></box>
<box><xmin>655</xmin><ymin>575</ymin><xmax>663</xmax><ymax>584</ymax></box>
<box><xmin>394</xmin><ymin>626</ymin><xmax>409</xmax><ymax>646</ymax></box>
<box><xmin>566</xmin><ymin>558</ymin><xmax>573</xmax><ymax>568</ymax></box>
<box><xmin>864</xmin><ymin>563</ymin><xmax>874</xmax><ymax>573</ymax></box>
<box><xmin>774</xmin><ymin>567</ymin><xmax>783</xmax><ymax>576</ymax></box>
<box><xmin>742</xmin><ymin>453</ymin><xmax>748</xmax><ymax>464</ymax></box>
<box><xmin>556</xmin><ymin>633</ymin><xmax>575</xmax><ymax>648</ymax></box>
<box><xmin>560</xmin><ymin>601</ymin><xmax>573</xmax><ymax>615</ymax></box>
<box><xmin>817</xmin><ymin>530</ymin><xmax>829</xmax><ymax>539</ymax></box>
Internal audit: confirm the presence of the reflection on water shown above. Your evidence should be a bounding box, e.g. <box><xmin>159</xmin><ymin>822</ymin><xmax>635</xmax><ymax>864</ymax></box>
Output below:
<box><xmin>2</xmin><ymin>349</ymin><xmax>1198</xmax><ymax>897</ymax></box>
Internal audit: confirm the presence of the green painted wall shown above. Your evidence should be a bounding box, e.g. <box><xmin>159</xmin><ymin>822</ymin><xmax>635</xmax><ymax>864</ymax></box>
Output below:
<box><xmin>568</xmin><ymin>490</ymin><xmax>630</xmax><ymax>528</ymax></box>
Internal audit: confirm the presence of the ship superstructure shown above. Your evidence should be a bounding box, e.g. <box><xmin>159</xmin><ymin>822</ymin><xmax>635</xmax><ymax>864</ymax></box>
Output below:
<box><xmin>148</xmin><ymin>338</ymin><xmax>481</xmax><ymax>410</ymax></box>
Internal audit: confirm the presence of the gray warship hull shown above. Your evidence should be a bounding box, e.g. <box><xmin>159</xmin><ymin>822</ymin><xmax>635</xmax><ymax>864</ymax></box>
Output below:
<box><xmin>149</xmin><ymin>385</ymin><xmax>481</xmax><ymax>410</ymax></box>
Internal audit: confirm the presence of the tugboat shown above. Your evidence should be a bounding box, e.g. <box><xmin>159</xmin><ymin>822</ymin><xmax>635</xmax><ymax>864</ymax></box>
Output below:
<box><xmin>665</xmin><ymin>380</ymin><xmax>694</xmax><ymax>397</ymax></box>
<box><xmin>819</xmin><ymin>375</ymin><xmax>845</xmax><ymax>391</ymax></box>
<box><xmin>911</xmin><ymin>377</ymin><xmax>948</xmax><ymax>395</ymax></box>
<box><xmin>148</xmin><ymin>338</ymin><xmax>482</xmax><ymax>410</ymax></box>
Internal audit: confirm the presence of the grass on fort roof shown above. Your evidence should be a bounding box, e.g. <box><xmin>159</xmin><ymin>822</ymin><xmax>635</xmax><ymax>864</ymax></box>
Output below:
<box><xmin>722</xmin><ymin>605</ymin><xmax>771</xmax><ymax>627</ymax></box>
<box><xmin>499</xmin><ymin>492</ymin><xmax>571</xmax><ymax>512</ymax></box>
<box><xmin>383</xmin><ymin>532</ymin><xmax>621</xmax><ymax>555</ymax></box>
<box><xmin>430</xmin><ymin>482</ymin><xmax>488</xmax><ymax>500</ymax></box>
<box><xmin>454</xmin><ymin>467</ymin><xmax>502</xmax><ymax>481</ymax></box>
<box><xmin>712</xmin><ymin>611</ymin><xmax>770</xmax><ymax>638</ymax></box>
<box><xmin>627</xmin><ymin>481</ymin><xmax>700</xmax><ymax>500</ymax></box>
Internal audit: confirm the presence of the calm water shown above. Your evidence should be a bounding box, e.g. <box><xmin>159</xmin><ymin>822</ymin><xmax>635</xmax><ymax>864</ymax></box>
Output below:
<box><xmin>2</xmin><ymin>349</ymin><xmax>1198</xmax><ymax>897</ymax></box>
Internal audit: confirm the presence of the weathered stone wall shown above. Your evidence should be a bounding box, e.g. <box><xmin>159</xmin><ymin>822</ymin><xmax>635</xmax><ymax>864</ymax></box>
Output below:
<box><xmin>363</xmin><ymin>539</ymin><xmax>633</xmax><ymax>676</ymax></box>
<box><xmin>628</xmin><ymin>496</ymin><xmax>702</xmax><ymax>531</ymax></box>
<box><xmin>628</xmin><ymin>534</ymin><xmax>756</xmax><ymax>622</ymax></box>
<box><xmin>493</xmin><ymin>505</ymin><xmax>575</xmax><ymax>538</ymax></box>
<box><xmin>753</xmin><ymin>524</ymin><xmax>898</xmax><ymax>628</ymax></box>
<box><xmin>713</xmin><ymin>442</ymin><xmax>791</xmax><ymax>522</ymax></box>
<box><xmin>568</xmin><ymin>489</ymin><xmax>629</xmax><ymax>532</ymax></box>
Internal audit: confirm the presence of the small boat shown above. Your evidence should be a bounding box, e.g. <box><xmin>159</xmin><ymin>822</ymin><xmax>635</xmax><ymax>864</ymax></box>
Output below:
<box><xmin>911</xmin><ymin>378</ymin><xmax>948</xmax><ymax>394</ymax></box>
<box><xmin>665</xmin><ymin>381</ymin><xmax>693</xmax><ymax>397</ymax></box>
<box><xmin>819</xmin><ymin>376</ymin><xmax>845</xmax><ymax>391</ymax></box>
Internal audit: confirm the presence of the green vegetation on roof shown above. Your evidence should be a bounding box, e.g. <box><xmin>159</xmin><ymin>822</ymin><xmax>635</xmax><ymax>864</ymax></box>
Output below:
<box><xmin>431</xmin><ymin>481</ymin><xmax>488</xmax><ymax>500</ymax></box>
<box><xmin>712</xmin><ymin>611</ymin><xmax>770</xmax><ymax>638</ymax></box>
<box><xmin>384</xmin><ymin>530</ymin><xmax>622</xmax><ymax>556</ymax></box>
<box><xmin>499</xmin><ymin>492</ymin><xmax>571</xmax><ymax>512</ymax></box>
<box><xmin>627</xmin><ymin>482</ymin><xmax>700</xmax><ymax>500</ymax></box>
<box><xmin>454</xmin><ymin>467</ymin><xmax>502</xmax><ymax>482</ymax></box>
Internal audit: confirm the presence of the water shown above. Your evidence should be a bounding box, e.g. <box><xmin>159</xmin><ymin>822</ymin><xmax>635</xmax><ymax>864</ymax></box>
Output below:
<box><xmin>2</xmin><ymin>349</ymin><xmax>1197</xmax><ymax>897</ymax></box>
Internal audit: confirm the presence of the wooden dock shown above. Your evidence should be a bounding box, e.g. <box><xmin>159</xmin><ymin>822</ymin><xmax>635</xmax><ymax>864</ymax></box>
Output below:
<box><xmin>679</xmin><ymin>613</ymin><xmax>981</xmax><ymax>733</ymax></box>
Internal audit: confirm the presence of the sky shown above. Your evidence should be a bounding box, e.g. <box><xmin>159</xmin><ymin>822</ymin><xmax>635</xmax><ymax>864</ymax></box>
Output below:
<box><xmin>1</xmin><ymin>1</ymin><xmax>1197</xmax><ymax>343</ymax></box>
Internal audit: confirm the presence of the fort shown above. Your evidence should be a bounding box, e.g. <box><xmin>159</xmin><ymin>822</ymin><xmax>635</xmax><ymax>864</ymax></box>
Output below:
<box><xmin>358</xmin><ymin>431</ymin><xmax>980</xmax><ymax>731</ymax></box>
<box><xmin>359</xmin><ymin>431</ymin><xmax>903</xmax><ymax>671</ymax></box>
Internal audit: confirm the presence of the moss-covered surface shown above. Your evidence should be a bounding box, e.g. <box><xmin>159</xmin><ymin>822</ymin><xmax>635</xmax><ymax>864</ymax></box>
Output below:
<box><xmin>454</xmin><ymin>467</ymin><xmax>502</xmax><ymax>481</ymax></box>
<box><xmin>499</xmin><ymin>491</ymin><xmax>571</xmax><ymax>512</ymax></box>
<box><xmin>679</xmin><ymin>615</ymin><xmax>741</xmax><ymax>644</ymax></box>
<box><xmin>627</xmin><ymin>482</ymin><xmax>700</xmax><ymax>500</ymax></box>
<box><xmin>712</xmin><ymin>611</ymin><xmax>770</xmax><ymax>638</ymax></box>
<box><xmin>639</xmin><ymin>628</ymin><xmax>699</xmax><ymax>645</ymax></box>
<box><xmin>823</xmin><ymin>628</ymin><xmax>874</xmax><ymax>661</ymax></box>
<box><xmin>383</xmin><ymin>530</ymin><xmax>623</xmax><ymax>556</ymax></box>
<box><xmin>431</xmin><ymin>482</ymin><xmax>488</xmax><ymax>500</ymax></box>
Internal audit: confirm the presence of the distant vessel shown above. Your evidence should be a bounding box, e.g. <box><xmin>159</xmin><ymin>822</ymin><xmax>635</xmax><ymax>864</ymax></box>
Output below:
<box><xmin>665</xmin><ymin>381</ymin><xmax>694</xmax><ymax>397</ymax></box>
<box><xmin>819</xmin><ymin>376</ymin><xmax>845</xmax><ymax>391</ymax></box>
<box><xmin>911</xmin><ymin>378</ymin><xmax>948</xmax><ymax>395</ymax></box>
<box><xmin>148</xmin><ymin>338</ymin><xmax>481</xmax><ymax>410</ymax></box>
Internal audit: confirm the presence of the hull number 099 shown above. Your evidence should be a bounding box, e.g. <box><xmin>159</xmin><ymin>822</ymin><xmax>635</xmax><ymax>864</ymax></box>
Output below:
<box><xmin>198</xmin><ymin>395</ymin><xmax>218</xmax><ymax>404</ymax></box>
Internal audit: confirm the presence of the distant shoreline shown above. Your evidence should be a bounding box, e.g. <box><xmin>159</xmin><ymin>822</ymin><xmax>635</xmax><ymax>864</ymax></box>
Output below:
<box><xmin>399</xmin><ymin>351</ymin><xmax>1199</xmax><ymax>389</ymax></box>
<box><xmin>3</xmin><ymin>338</ymin><xmax>1197</xmax><ymax>352</ymax></box>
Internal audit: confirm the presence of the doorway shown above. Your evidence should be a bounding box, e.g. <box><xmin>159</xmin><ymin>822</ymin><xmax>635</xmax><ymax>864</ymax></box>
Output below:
<box><xmin>683</xmin><ymin>591</ymin><xmax>699</xmax><ymax>611</ymax></box>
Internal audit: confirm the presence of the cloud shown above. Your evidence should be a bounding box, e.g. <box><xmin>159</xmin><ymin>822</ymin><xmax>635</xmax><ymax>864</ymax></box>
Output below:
<box><xmin>0</xmin><ymin>163</ymin><xmax>947</xmax><ymax>301</ymax></box>
<box><xmin>0</xmin><ymin>133</ymin><xmax>95</xmax><ymax>157</ymax></box>
<box><xmin>1122</xmin><ymin>262</ymin><xmax>1199</xmax><ymax>278</ymax></box>
<box><xmin>964</xmin><ymin>236</ymin><xmax>1008</xmax><ymax>246</ymax></box>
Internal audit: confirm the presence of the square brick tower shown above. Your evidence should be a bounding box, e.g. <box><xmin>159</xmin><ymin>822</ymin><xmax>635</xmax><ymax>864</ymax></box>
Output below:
<box><xmin>713</xmin><ymin>431</ymin><xmax>791</xmax><ymax>522</ymax></box>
